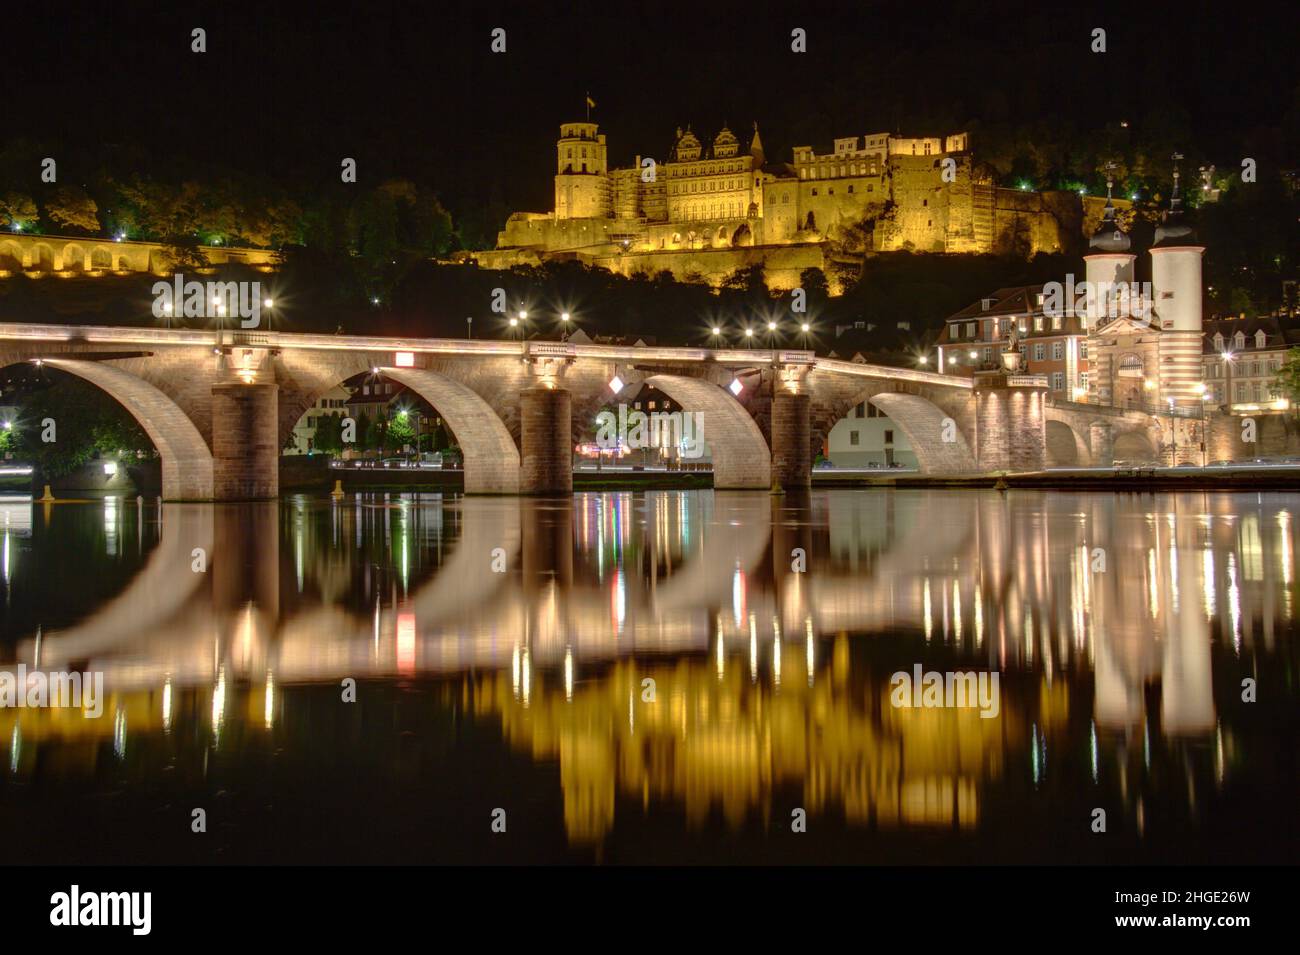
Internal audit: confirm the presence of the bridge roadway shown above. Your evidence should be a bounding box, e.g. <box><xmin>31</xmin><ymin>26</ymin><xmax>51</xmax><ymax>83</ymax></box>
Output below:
<box><xmin>0</xmin><ymin>321</ymin><xmax>1160</xmax><ymax>499</ymax></box>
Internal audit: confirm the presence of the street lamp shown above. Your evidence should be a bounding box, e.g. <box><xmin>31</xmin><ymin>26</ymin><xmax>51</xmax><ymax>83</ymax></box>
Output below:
<box><xmin>744</xmin><ymin>327</ymin><xmax>754</xmax><ymax>348</ymax></box>
<box><xmin>560</xmin><ymin>311</ymin><xmax>571</xmax><ymax>341</ymax></box>
<box><xmin>1222</xmin><ymin>351</ymin><xmax>1235</xmax><ymax>410</ymax></box>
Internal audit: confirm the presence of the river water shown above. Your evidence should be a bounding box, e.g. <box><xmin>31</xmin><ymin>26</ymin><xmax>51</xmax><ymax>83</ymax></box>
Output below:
<box><xmin>0</xmin><ymin>489</ymin><xmax>1295</xmax><ymax>863</ymax></box>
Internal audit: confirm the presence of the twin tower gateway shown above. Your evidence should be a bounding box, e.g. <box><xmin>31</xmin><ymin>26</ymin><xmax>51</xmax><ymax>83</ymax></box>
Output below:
<box><xmin>1083</xmin><ymin>166</ymin><xmax>1205</xmax><ymax>411</ymax></box>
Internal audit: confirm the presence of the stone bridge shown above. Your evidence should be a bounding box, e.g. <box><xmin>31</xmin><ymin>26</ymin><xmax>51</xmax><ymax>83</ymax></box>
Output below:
<box><xmin>0</xmin><ymin>321</ymin><xmax>1129</xmax><ymax>499</ymax></box>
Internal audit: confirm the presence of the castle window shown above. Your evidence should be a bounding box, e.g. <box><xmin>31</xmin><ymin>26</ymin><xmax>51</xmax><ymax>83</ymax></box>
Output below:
<box><xmin>811</xmin><ymin>188</ymin><xmax>818</xmax><ymax>196</ymax></box>
<box><xmin>848</xmin><ymin>185</ymin><xmax>854</xmax><ymax>193</ymax></box>
<box><xmin>868</xmin><ymin>184</ymin><xmax>873</xmax><ymax>192</ymax></box>
<box><xmin>829</xmin><ymin>187</ymin><xmax>834</xmax><ymax>195</ymax></box>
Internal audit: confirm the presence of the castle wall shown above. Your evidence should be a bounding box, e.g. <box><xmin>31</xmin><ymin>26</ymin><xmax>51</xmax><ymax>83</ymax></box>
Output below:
<box><xmin>595</xmin><ymin>243</ymin><xmax>829</xmax><ymax>292</ymax></box>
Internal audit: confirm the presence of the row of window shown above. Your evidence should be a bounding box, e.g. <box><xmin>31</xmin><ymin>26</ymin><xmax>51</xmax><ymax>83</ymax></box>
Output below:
<box><xmin>1204</xmin><ymin>360</ymin><xmax>1282</xmax><ymax>378</ymax></box>
<box><xmin>669</xmin><ymin>179</ymin><xmax>748</xmax><ymax>195</ymax></box>
<box><xmin>798</xmin><ymin>162</ymin><xmax>882</xmax><ymax>179</ymax></box>
<box><xmin>1209</xmin><ymin>382</ymin><xmax>1283</xmax><ymax>403</ymax></box>
<box><xmin>951</xmin><ymin>315</ymin><xmax>1067</xmax><ymax>339</ymax></box>
<box><xmin>667</xmin><ymin>161</ymin><xmax>748</xmax><ymax>176</ymax></box>
<box><xmin>808</xmin><ymin>183</ymin><xmax>874</xmax><ymax>196</ymax></box>
<box><xmin>1212</xmin><ymin>330</ymin><xmax>1269</xmax><ymax>350</ymax></box>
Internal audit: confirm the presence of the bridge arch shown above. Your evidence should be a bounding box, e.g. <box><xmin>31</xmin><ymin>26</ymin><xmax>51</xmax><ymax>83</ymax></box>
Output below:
<box><xmin>642</xmin><ymin>373</ymin><xmax>771</xmax><ymax>489</ymax></box>
<box><xmin>1045</xmin><ymin>417</ymin><xmax>1091</xmax><ymax>467</ymax></box>
<box><xmin>1113</xmin><ymin>429</ymin><xmax>1158</xmax><ymax>464</ymax></box>
<box><xmin>381</xmin><ymin>367</ymin><xmax>521</xmax><ymax>494</ymax></box>
<box><xmin>858</xmin><ymin>391</ymin><xmax>978</xmax><ymax>473</ymax></box>
<box><xmin>41</xmin><ymin>359</ymin><xmax>214</xmax><ymax>499</ymax></box>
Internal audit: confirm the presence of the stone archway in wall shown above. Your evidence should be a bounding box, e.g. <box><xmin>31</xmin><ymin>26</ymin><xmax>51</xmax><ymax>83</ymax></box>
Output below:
<box><xmin>60</xmin><ymin>243</ymin><xmax>86</xmax><ymax>271</ymax></box>
<box><xmin>40</xmin><ymin>359</ymin><xmax>214</xmax><ymax>499</ymax></box>
<box><xmin>90</xmin><ymin>246</ymin><xmax>113</xmax><ymax>270</ymax></box>
<box><xmin>1045</xmin><ymin>418</ymin><xmax>1091</xmax><ymax>467</ymax></box>
<box><xmin>0</xmin><ymin>241</ymin><xmax>21</xmax><ymax>270</ymax></box>
<box><xmin>861</xmin><ymin>392</ymin><xmax>978</xmax><ymax>473</ymax></box>
<box><xmin>641</xmin><ymin>373</ymin><xmax>771</xmax><ymax>489</ymax></box>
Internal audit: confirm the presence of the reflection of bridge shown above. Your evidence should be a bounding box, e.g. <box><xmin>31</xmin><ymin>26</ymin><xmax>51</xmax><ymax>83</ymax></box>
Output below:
<box><xmin>10</xmin><ymin>489</ymin><xmax>1285</xmax><ymax>745</ymax></box>
<box><xmin>5</xmin><ymin>490</ymin><xmax>1289</xmax><ymax>847</ymax></box>
<box><xmin>0</xmin><ymin>321</ymin><xmax>1160</xmax><ymax>499</ymax></box>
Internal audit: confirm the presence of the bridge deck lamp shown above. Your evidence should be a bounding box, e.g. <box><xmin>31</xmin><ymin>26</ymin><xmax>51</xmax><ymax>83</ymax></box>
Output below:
<box><xmin>800</xmin><ymin>323</ymin><xmax>810</xmax><ymax>333</ymax></box>
<box><xmin>767</xmin><ymin>321</ymin><xmax>777</xmax><ymax>331</ymax></box>
<box><xmin>917</xmin><ymin>354</ymin><xmax>928</xmax><ymax>366</ymax></box>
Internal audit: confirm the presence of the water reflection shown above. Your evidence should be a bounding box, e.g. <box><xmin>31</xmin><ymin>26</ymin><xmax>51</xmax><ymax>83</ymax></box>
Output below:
<box><xmin>0</xmin><ymin>489</ymin><xmax>1295</xmax><ymax>862</ymax></box>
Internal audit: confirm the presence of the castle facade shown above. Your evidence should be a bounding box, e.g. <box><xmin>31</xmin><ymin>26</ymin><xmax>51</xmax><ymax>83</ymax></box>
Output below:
<box><xmin>475</xmin><ymin>119</ymin><xmax>1124</xmax><ymax>290</ymax></box>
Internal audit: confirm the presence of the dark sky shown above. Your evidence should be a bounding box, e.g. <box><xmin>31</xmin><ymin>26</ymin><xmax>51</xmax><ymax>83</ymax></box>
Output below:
<box><xmin>7</xmin><ymin>0</ymin><xmax>1298</xmax><ymax>214</ymax></box>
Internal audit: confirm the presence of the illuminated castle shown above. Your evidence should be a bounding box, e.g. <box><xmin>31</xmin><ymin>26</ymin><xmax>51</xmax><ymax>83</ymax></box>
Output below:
<box><xmin>476</xmin><ymin>116</ymin><xmax>1125</xmax><ymax>289</ymax></box>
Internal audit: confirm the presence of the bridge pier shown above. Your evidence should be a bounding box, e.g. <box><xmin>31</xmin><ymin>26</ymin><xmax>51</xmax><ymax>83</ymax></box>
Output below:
<box><xmin>771</xmin><ymin>391</ymin><xmax>811</xmax><ymax>490</ymax></box>
<box><xmin>519</xmin><ymin>386</ymin><xmax>572</xmax><ymax>495</ymax></box>
<box><xmin>973</xmin><ymin>372</ymin><xmax>1047</xmax><ymax>472</ymax></box>
<box><xmin>1090</xmin><ymin>422</ymin><xmax>1115</xmax><ymax>467</ymax></box>
<box><xmin>211</xmin><ymin>383</ymin><xmax>279</xmax><ymax>500</ymax></box>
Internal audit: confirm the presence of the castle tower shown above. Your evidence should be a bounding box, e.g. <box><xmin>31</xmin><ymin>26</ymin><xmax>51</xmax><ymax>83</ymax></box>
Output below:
<box><xmin>1150</xmin><ymin>155</ymin><xmax>1205</xmax><ymax>408</ymax></box>
<box><xmin>1083</xmin><ymin>166</ymin><xmax>1136</xmax><ymax>328</ymax></box>
<box><xmin>555</xmin><ymin>121</ymin><xmax>610</xmax><ymax>220</ymax></box>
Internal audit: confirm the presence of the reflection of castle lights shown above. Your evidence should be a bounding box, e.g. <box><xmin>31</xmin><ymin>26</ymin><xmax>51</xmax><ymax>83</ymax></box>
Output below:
<box><xmin>113</xmin><ymin>707</ymin><xmax>127</xmax><ymax>759</ymax></box>
<box><xmin>511</xmin><ymin>644</ymin><xmax>521</xmax><ymax>698</ymax></box>
<box><xmin>564</xmin><ymin>648</ymin><xmax>574</xmax><ymax>702</ymax></box>
<box><xmin>162</xmin><ymin>678</ymin><xmax>172</xmax><ymax>733</ymax></box>
<box><xmin>264</xmin><ymin>670</ymin><xmax>275</xmax><ymax>729</ymax></box>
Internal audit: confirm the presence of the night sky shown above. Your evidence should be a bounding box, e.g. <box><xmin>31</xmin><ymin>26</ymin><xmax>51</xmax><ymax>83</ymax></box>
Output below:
<box><xmin>7</xmin><ymin>0</ymin><xmax>1298</xmax><ymax>219</ymax></box>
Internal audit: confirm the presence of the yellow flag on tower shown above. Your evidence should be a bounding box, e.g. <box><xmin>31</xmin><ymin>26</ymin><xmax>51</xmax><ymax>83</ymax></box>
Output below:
<box><xmin>586</xmin><ymin>94</ymin><xmax>596</xmax><ymax>109</ymax></box>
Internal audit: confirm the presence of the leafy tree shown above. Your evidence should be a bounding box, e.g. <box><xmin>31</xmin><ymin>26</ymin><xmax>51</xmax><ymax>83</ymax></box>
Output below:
<box><xmin>11</xmin><ymin>375</ymin><xmax>153</xmax><ymax>478</ymax></box>
<box><xmin>385</xmin><ymin>411</ymin><xmax>415</xmax><ymax>451</ymax></box>
<box><xmin>314</xmin><ymin>411</ymin><xmax>344</xmax><ymax>453</ymax></box>
<box><xmin>1273</xmin><ymin>348</ymin><xmax>1300</xmax><ymax>413</ymax></box>
<box><xmin>44</xmin><ymin>186</ymin><xmax>100</xmax><ymax>233</ymax></box>
<box><xmin>0</xmin><ymin>192</ymin><xmax>38</xmax><ymax>230</ymax></box>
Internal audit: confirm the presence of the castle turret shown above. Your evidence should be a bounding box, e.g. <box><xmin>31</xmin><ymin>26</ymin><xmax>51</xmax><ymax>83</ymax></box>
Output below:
<box><xmin>749</xmin><ymin>122</ymin><xmax>765</xmax><ymax>166</ymax></box>
<box><xmin>1151</xmin><ymin>154</ymin><xmax>1205</xmax><ymax>408</ymax></box>
<box><xmin>555</xmin><ymin>121</ymin><xmax>610</xmax><ymax>219</ymax></box>
<box><xmin>1083</xmin><ymin>166</ymin><xmax>1136</xmax><ymax>331</ymax></box>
